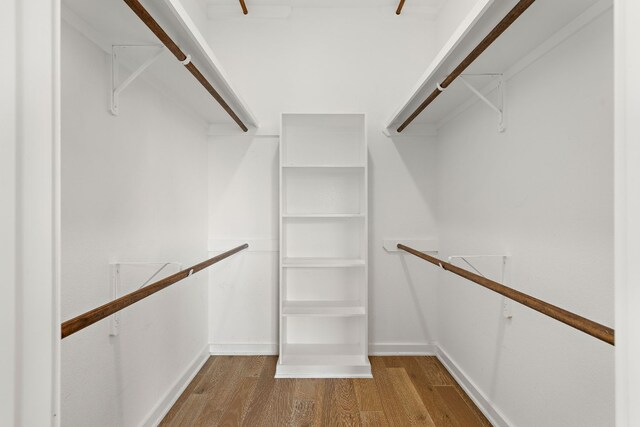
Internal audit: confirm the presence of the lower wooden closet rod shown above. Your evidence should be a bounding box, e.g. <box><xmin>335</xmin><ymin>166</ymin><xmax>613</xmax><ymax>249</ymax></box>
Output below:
<box><xmin>61</xmin><ymin>243</ymin><xmax>248</xmax><ymax>339</ymax></box>
<box><xmin>398</xmin><ymin>244</ymin><xmax>614</xmax><ymax>346</ymax></box>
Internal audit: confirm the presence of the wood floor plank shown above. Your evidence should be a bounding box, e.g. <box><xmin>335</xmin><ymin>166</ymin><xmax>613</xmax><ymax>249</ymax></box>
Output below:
<box><xmin>383</xmin><ymin>356</ymin><xmax>406</xmax><ymax>368</ymax></box>
<box><xmin>322</xmin><ymin>379</ymin><xmax>361</xmax><ymax>426</ymax></box>
<box><xmin>426</xmin><ymin>358</ymin><xmax>491</xmax><ymax>426</ymax></box>
<box><xmin>162</xmin><ymin>394</ymin><xmax>208</xmax><ymax>426</ymax></box>
<box><xmin>195</xmin><ymin>356</ymin><xmax>236</xmax><ymax>395</ymax></box>
<box><xmin>217</xmin><ymin>377</ymin><xmax>259</xmax><ymax>427</ymax></box>
<box><xmin>241</xmin><ymin>356</ymin><xmax>278</xmax><ymax>426</ymax></box>
<box><xmin>370</xmin><ymin>357</ymin><xmax>411</xmax><ymax>427</ymax></box>
<box><xmin>435</xmin><ymin>386</ymin><xmax>489</xmax><ymax>427</ymax></box>
<box><xmin>294</xmin><ymin>379</ymin><xmax>324</xmax><ymax>401</ymax></box>
<box><xmin>160</xmin><ymin>356</ymin><xmax>491</xmax><ymax>427</ymax></box>
<box><xmin>242</xmin><ymin>356</ymin><xmax>266</xmax><ymax>378</ymax></box>
<box><xmin>290</xmin><ymin>399</ymin><xmax>316</xmax><ymax>426</ymax></box>
<box><xmin>262</xmin><ymin>378</ymin><xmax>296</xmax><ymax>426</ymax></box>
<box><xmin>387</xmin><ymin>367</ymin><xmax>436</xmax><ymax>426</ymax></box>
<box><xmin>353</xmin><ymin>377</ymin><xmax>385</xmax><ymax>412</ymax></box>
<box><xmin>360</xmin><ymin>411</ymin><xmax>390</xmax><ymax>426</ymax></box>
<box><xmin>398</xmin><ymin>357</ymin><xmax>460</xmax><ymax>427</ymax></box>
<box><xmin>416</xmin><ymin>357</ymin><xmax>453</xmax><ymax>386</ymax></box>
<box><xmin>160</xmin><ymin>357</ymin><xmax>219</xmax><ymax>426</ymax></box>
<box><xmin>193</xmin><ymin>356</ymin><xmax>254</xmax><ymax>426</ymax></box>
<box><xmin>291</xmin><ymin>379</ymin><xmax>325</xmax><ymax>426</ymax></box>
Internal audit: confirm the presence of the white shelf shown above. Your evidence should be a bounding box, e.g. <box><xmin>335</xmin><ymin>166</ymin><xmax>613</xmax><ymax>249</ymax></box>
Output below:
<box><xmin>282</xmin><ymin>257</ymin><xmax>365</xmax><ymax>268</ymax></box>
<box><xmin>282</xmin><ymin>301</ymin><xmax>365</xmax><ymax>317</ymax></box>
<box><xmin>276</xmin><ymin>344</ymin><xmax>370</xmax><ymax>378</ymax></box>
<box><xmin>282</xmin><ymin>165</ymin><xmax>365</xmax><ymax>169</ymax></box>
<box><xmin>282</xmin><ymin>166</ymin><xmax>365</xmax><ymax>216</ymax></box>
<box><xmin>280</xmin><ymin>344</ymin><xmax>366</xmax><ymax>365</ymax></box>
<box><xmin>283</xmin><ymin>214</ymin><xmax>365</xmax><ymax>219</ymax></box>
<box><xmin>385</xmin><ymin>0</ymin><xmax>610</xmax><ymax>132</ymax></box>
<box><xmin>62</xmin><ymin>0</ymin><xmax>257</xmax><ymax>128</ymax></box>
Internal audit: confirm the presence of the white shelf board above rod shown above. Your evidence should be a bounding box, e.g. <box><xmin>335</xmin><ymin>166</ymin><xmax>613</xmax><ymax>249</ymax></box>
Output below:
<box><xmin>209</xmin><ymin>239</ymin><xmax>277</xmax><ymax>252</ymax></box>
<box><xmin>282</xmin><ymin>301</ymin><xmax>365</xmax><ymax>317</ymax></box>
<box><xmin>282</xmin><ymin>214</ymin><xmax>365</xmax><ymax>219</ymax></box>
<box><xmin>282</xmin><ymin>257</ymin><xmax>366</xmax><ymax>268</ymax></box>
<box><xmin>383</xmin><ymin>239</ymin><xmax>439</xmax><ymax>252</ymax></box>
<box><xmin>282</xmin><ymin>165</ymin><xmax>366</xmax><ymax>169</ymax></box>
<box><xmin>384</xmin><ymin>0</ymin><xmax>610</xmax><ymax>133</ymax></box>
<box><xmin>62</xmin><ymin>0</ymin><xmax>258</xmax><ymax>129</ymax></box>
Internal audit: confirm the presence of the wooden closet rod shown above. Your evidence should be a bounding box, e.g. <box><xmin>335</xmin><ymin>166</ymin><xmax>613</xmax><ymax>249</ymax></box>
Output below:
<box><xmin>240</xmin><ymin>0</ymin><xmax>248</xmax><ymax>15</ymax></box>
<box><xmin>61</xmin><ymin>243</ymin><xmax>248</xmax><ymax>339</ymax></box>
<box><xmin>397</xmin><ymin>244</ymin><xmax>614</xmax><ymax>346</ymax></box>
<box><xmin>396</xmin><ymin>0</ymin><xmax>406</xmax><ymax>15</ymax></box>
<box><xmin>397</xmin><ymin>0</ymin><xmax>536</xmax><ymax>132</ymax></box>
<box><xmin>122</xmin><ymin>0</ymin><xmax>249</xmax><ymax>132</ymax></box>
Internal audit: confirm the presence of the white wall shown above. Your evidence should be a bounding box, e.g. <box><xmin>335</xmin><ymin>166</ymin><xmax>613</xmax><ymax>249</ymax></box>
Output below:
<box><xmin>179</xmin><ymin>0</ymin><xmax>208</xmax><ymax>34</ymax></box>
<box><xmin>61</xmin><ymin>22</ymin><xmax>209</xmax><ymax>426</ymax></box>
<box><xmin>436</xmin><ymin>0</ymin><xmax>481</xmax><ymax>47</ymax></box>
<box><xmin>435</xmin><ymin>10</ymin><xmax>614</xmax><ymax>427</ymax></box>
<box><xmin>614</xmin><ymin>0</ymin><xmax>640</xmax><ymax>425</ymax></box>
<box><xmin>205</xmin><ymin>8</ymin><xmax>441</xmax><ymax>353</ymax></box>
<box><xmin>1</xmin><ymin>3</ymin><xmax>19</xmax><ymax>423</ymax></box>
<box><xmin>1</xmin><ymin>0</ymin><xmax>59</xmax><ymax>425</ymax></box>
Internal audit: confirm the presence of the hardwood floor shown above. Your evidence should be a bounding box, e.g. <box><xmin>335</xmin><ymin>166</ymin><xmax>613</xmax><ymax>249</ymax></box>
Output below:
<box><xmin>160</xmin><ymin>356</ymin><xmax>491</xmax><ymax>427</ymax></box>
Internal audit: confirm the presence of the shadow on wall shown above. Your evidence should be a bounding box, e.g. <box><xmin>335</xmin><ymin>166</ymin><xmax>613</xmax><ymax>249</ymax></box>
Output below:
<box><xmin>399</xmin><ymin>255</ymin><xmax>436</xmax><ymax>343</ymax></box>
<box><xmin>391</xmin><ymin>135</ymin><xmax>439</xmax><ymax>211</ymax></box>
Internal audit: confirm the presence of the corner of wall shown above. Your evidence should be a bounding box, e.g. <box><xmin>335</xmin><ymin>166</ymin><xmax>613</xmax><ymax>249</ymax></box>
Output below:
<box><xmin>141</xmin><ymin>344</ymin><xmax>210</xmax><ymax>427</ymax></box>
<box><xmin>435</xmin><ymin>345</ymin><xmax>512</xmax><ymax>427</ymax></box>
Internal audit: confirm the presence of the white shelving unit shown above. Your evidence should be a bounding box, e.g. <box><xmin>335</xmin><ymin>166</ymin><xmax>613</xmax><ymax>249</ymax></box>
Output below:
<box><xmin>276</xmin><ymin>113</ymin><xmax>371</xmax><ymax>378</ymax></box>
<box><xmin>384</xmin><ymin>0</ymin><xmax>611</xmax><ymax>134</ymax></box>
<box><xmin>62</xmin><ymin>0</ymin><xmax>258</xmax><ymax>129</ymax></box>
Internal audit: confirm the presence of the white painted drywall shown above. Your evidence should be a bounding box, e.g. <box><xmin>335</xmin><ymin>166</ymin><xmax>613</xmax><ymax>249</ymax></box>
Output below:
<box><xmin>1</xmin><ymin>0</ymin><xmax>59</xmax><ymax>425</ymax></box>
<box><xmin>1</xmin><ymin>4</ymin><xmax>18</xmax><ymax>424</ymax></box>
<box><xmin>205</xmin><ymin>8</ymin><xmax>441</xmax><ymax>353</ymax></box>
<box><xmin>176</xmin><ymin>0</ymin><xmax>209</xmax><ymax>34</ymax></box>
<box><xmin>435</xmin><ymin>10</ymin><xmax>614</xmax><ymax>426</ymax></box>
<box><xmin>436</xmin><ymin>0</ymin><xmax>481</xmax><ymax>47</ymax></box>
<box><xmin>60</xmin><ymin>22</ymin><xmax>209</xmax><ymax>426</ymax></box>
<box><xmin>614</xmin><ymin>0</ymin><xmax>640</xmax><ymax>425</ymax></box>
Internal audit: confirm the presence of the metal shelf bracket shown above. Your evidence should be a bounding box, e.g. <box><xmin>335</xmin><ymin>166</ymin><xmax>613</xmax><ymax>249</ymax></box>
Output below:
<box><xmin>460</xmin><ymin>74</ymin><xmax>507</xmax><ymax>133</ymax></box>
<box><xmin>448</xmin><ymin>254</ymin><xmax>512</xmax><ymax>318</ymax></box>
<box><xmin>110</xmin><ymin>45</ymin><xmax>165</xmax><ymax>116</ymax></box>
<box><xmin>109</xmin><ymin>261</ymin><xmax>182</xmax><ymax>336</ymax></box>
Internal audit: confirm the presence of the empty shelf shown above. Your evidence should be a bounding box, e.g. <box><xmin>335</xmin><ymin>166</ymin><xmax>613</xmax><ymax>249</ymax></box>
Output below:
<box><xmin>280</xmin><ymin>343</ymin><xmax>366</xmax><ymax>365</ymax></box>
<box><xmin>282</xmin><ymin>165</ymin><xmax>365</xmax><ymax>169</ymax></box>
<box><xmin>282</xmin><ymin>214</ymin><xmax>365</xmax><ymax>219</ymax></box>
<box><xmin>282</xmin><ymin>258</ymin><xmax>366</xmax><ymax>268</ymax></box>
<box><xmin>282</xmin><ymin>301</ymin><xmax>365</xmax><ymax>317</ymax></box>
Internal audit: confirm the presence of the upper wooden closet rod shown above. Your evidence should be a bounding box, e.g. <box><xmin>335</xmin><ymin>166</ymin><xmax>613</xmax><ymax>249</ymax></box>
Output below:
<box><xmin>240</xmin><ymin>0</ymin><xmax>248</xmax><ymax>15</ymax></box>
<box><xmin>61</xmin><ymin>243</ymin><xmax>248</xmax><ymax>339</ymax></box>
<box><xmin>397</xmin><ymin>0</ymin><xmax>536</xmax><ymax>132</ymax></box>
<box><xmin>123</xmin><ymin>0</ymin><xmax>249</xmax><ymax>132</ymax></box>
<box><xmin>396</xmin><ymin>0</ymin><xmax>406</xmax><ymax>15</ymax></box>
<box><xmin>398</xmin><ymin>244</ymin><xmax>615</xmax><ymax>346</ymax></box>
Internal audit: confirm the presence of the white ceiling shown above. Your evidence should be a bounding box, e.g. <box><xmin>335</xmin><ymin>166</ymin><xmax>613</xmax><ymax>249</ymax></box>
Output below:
<box><xmin>206</xmin><ymin>0</ymin><xmax>444</xmax><ymax>9</ymax></box>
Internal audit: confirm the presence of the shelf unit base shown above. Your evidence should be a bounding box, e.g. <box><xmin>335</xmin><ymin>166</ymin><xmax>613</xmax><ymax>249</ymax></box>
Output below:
<box><xmin>275</xmin><ymin>357</ymin><xmax>372</xmax><ymax>379</ymax></box>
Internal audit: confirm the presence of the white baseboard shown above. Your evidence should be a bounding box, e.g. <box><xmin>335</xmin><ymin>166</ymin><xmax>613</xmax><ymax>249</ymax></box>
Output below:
<box><xmin>207</xmin><ymin>342</ymin><xmax>436</xmax><ymax>356</ymax></box>
<box><xmin>436</xmin><ymin>345</ymin><xmax>511</xmax><ymax>427</ymax></box>
<box><xmin>368</xmin><ymin>342</ymin><xmax>437</xmax><ymax>356</ymax></box>
<box><xmin>209</xmin><ymin>342</ymin><xmax>278</xmax><ymax>355</ymax></box>
<box><xmin>141</xmin><ymin>345</ymin><xmax>210</xmax><ymax>427</ymax></box>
